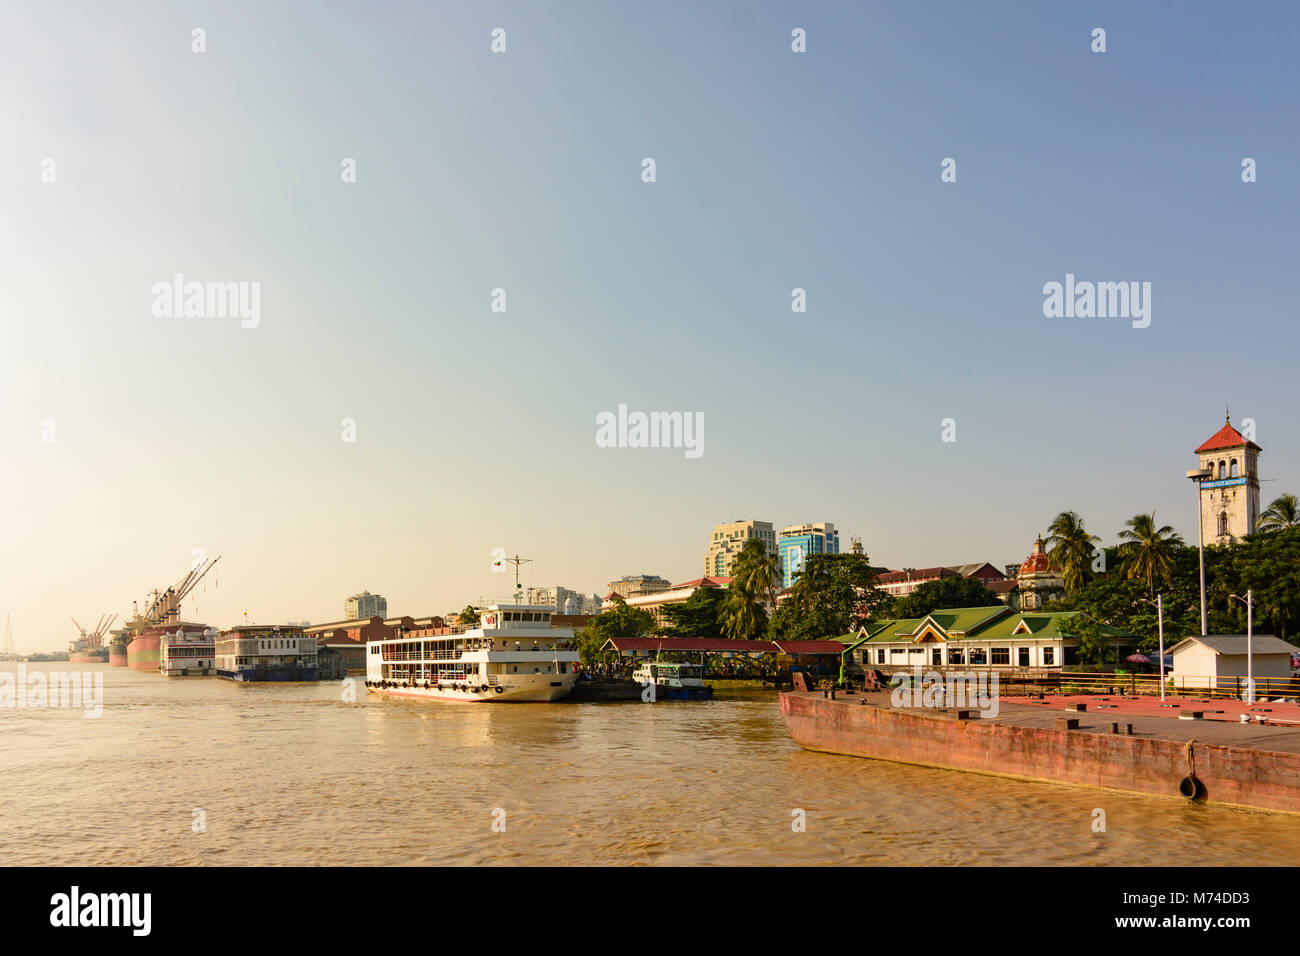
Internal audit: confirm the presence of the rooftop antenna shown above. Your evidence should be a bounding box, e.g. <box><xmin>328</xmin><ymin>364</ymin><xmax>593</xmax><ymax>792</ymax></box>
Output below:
<box><xmin>502</xmin><ymin>554</ymin><xmax>532</xmax><ymax>605</ymax></box>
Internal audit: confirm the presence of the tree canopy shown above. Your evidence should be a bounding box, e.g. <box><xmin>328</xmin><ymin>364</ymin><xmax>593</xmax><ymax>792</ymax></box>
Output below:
<box><xmin>768</xmin><ymin>551</ymin><xmax>891</xmax><ymax>641</ymax></box>
<box><xmin>575</xmin><ymin>598</ymin><xmax>654</xmax><ymax>665</ymax></box>
<box><xmin>1048</xmin><ymin>527</ymin><xmax>1300</xmax><ymax>646</ymax></box>
<box><xmin>658</xmin><ymin>585</ymin><xmax>725</xmax><ymax>638</ymax></box>
<box><xmin>891</xmin><ymin>575</ymin><xmax>1003</xmax><ymax>619</ymax></box>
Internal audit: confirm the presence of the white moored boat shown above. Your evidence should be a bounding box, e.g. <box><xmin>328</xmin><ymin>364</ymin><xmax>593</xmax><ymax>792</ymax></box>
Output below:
<box><xmin>364</xmin><ymin>603</ymin><xmax>580</xmax><ymax>703</ymax></box>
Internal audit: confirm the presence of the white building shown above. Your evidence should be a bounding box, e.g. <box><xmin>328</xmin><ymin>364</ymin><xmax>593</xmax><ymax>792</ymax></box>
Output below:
<box><xmin>345</xmin><ymin>591</ymin><xmax>387</xmax><ymax>620</ymax></box>
<box><xmin>1168</xmin><ymin>634</ymin><xmax>1294</xmax><ymax>689</ymax></box>
<box><xmin>526</xmin><ymin>586</ymin><xmax>602</xmax><ymax>615</ymax></box>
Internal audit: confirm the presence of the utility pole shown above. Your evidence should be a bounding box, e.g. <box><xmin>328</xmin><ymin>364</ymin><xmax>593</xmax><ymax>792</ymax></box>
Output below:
<box><xmin>1141</xmin><ymin>594</ymin><xmax>1166</xmax><ymax>701</ymax></box>
<box><xmin>1230</xmin><ymin>589</ymin><xmax>1254</xmax><ymax>704</ymax></box>
<box><xmin>1186</xmin><ymin>468</ymin><xmax>1211</xmax><ymax>635</ymax></box>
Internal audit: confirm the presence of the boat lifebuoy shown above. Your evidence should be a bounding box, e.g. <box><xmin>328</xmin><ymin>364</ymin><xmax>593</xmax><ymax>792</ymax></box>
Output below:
<box><xmin>494</xmin><ymin>686</ymin><xmax>504</xmax><ymax>694</ymax></box>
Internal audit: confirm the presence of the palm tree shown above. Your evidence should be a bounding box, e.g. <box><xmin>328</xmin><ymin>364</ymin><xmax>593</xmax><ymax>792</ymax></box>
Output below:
<box><xmin>455</xmin><ymin>605</ymin><xmax>479</xmax><ymax>627</ymax></box>
<box><xmin>730</xmin><ymin>538</ymin><xmax>780</xmax><ymax>609</ymax></box>
<box><xmin>720</xmin><ymin>586</ymin><xmax>768</xmax><ymax>641</ymax></box>
<box><xmin>1045</xmin><ymin>511</ymin><xmax>1100</xmax><ymax>595</ymax></box>
<box><xmin>1116</xmin><ymin>512</ymin><xmax>1181</xmax><ymax>596</ymax></box>
<box><xmin>721</xmin><ymin>538</ymin><xmax>776</xmax><ymax>640</ymax></box>
<box><xmin>1258</xmin><ymin>493</ymin><xmax>1300</xmax><ymax>533</ymax></box>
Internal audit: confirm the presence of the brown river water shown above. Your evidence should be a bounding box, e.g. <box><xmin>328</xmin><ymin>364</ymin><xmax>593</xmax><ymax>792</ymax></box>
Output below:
<box><xmin>3</xmin><ymin>662</ymin><xmax>1299</xmax><ymax>866</ymax></box>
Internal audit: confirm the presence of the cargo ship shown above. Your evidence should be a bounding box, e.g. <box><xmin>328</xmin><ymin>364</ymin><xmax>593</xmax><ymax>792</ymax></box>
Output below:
<box><xmin>124</xmin><ymin>556</ymin><xmax>221</xmax><ymax>672</ymax></box>
<box><xmin>68</xmin><ymin>614</ymin><xmax>115</xmax><ymax>664</ymax></box>
<box><xmin>107</xmin><ymin>628</ymin><xmax>130</xmax><ymax>667</ymax></box>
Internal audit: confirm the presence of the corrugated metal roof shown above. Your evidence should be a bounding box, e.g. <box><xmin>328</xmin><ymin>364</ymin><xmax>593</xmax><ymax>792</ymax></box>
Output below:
<box><xmin>604</xmin><ymin>638</ymin><xmax>775</xmax><ymax>652</ymax></box>
<box><xmin>771</xmin><ymin>640</ymin><xmax>848</xmax><ymax>654</ymax></box>
<box><xmin>1170</xmin><ymin>634</ymin><xmax>1294</xmax><ymax>656</ymax></box>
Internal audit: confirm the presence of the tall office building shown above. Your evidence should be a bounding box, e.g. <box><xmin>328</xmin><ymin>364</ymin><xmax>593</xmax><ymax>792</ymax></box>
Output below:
<box><xmin>777</xmin><ymin>523</ymin><xmax>839</xmax><ymax>588</ymax></box>
<box><xmin>345</xmin><ymin>591</ymin><xmax>387</xmax><ymax>621</ymax></box>
<box><xmin>705</xmin><ymin>520</ymin><xmax>776</xmax><ymax>577</ymax></box>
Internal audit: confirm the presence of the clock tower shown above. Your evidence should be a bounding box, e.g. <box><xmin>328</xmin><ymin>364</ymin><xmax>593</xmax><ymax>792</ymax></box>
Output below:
<box><xmin>1194</xmin><ymin>413</ymin><xmax>1262</xmax><ymax>545</ymax></box>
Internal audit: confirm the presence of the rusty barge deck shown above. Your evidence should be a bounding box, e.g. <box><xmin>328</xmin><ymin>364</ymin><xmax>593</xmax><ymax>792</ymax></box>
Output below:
<box><xmin>780</xmin><ymin>689</ymin><xmax>1300</xmax><ymax>814</ymax></box>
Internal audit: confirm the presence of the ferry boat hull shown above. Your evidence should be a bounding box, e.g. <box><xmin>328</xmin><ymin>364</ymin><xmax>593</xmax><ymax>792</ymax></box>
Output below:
<box><xmin>218</xmin><ymin>667</ymin><xmax>318</xmax><ymax>683</ymax></box>
<box><xmin>367</xmin><ymin>675</ymin><xmax>576</xmax><ymax>702</ymax></box>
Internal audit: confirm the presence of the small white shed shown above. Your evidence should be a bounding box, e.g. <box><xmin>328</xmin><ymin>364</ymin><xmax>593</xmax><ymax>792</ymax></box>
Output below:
<box><xmin>1168</xmin><ymin>634</ymin><xmax>1295</xmax><ymax>690</ymax></box>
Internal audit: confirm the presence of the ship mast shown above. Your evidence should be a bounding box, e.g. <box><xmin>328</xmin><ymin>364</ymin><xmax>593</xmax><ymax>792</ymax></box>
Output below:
<box><xmin>501</xmin><ymin>554</ymin><xmax>532</xmax><ymax>605</ymax></box>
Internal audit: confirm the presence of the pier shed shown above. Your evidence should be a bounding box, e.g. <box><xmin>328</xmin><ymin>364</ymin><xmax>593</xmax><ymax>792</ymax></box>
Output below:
<box><xmin>1168</xmin><ymin>634</ymin><xmax>1295</xmax><ymax>689</ymax></box>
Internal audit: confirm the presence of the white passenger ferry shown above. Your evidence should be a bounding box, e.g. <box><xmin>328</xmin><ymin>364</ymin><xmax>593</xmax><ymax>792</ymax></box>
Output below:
<box><xmin>365</xmin><ymin>603</ymin><xmax>580</xmax><ymax>702</ymax></box>
<box><xmin>159</xmin><ymin>626</ymin><xmax>218</xmax><ymax>677</ymax></box>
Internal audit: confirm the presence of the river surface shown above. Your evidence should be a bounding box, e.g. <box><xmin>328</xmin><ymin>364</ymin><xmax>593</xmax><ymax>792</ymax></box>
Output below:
<box><xmin>3</xmin><ymin>662</ymin><xmax>1299</xmax><ymax>866</ymax></box>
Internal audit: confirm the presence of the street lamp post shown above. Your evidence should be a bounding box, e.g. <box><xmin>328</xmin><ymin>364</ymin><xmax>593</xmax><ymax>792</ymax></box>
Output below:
<box><xmin>1186</xmin><ymin>468</ymin><xmax>1212</xmax><ymax>636</ymax></box>
<box><xmin>1229</xmin><ymin>589</ymin><xmax>1254</xmax><ymax>705</ymax></box>
<box><xmin>1141</xmin><ymin>593</ymin><xmax>1166</xmax><ymax>701</ymax></box>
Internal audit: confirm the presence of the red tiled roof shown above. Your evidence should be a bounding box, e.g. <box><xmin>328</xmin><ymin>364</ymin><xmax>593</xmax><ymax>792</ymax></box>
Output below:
<box><xmin>602</xmin><ymin>637</ymin><xmax>844</xmax><ymax>655</ymax></box>
<box><xmin>604</xmin><ymin>592</ymin><xmax>624</xmax><ymax>601</ymax></box>
<box><xmin>1196</xmin><ymin>421</ymin><xmax>1259</xmax><ymax>453</ymax></box>
<box><xmin>875</xmin><ymin>567</ymin><xmax>954</xmax><ymax>584</ymax></box>
<box><xmin>669</xmin><ymin>576</ymin><xmax>732</xmax><ymax>589</ymax></box>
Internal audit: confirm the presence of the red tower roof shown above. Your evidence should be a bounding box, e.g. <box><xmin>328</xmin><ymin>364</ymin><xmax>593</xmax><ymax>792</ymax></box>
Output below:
<box><xmin>1196</xmin><ymin>419</ymin><xmax>1259</xmax><ymax>453</ymax></box>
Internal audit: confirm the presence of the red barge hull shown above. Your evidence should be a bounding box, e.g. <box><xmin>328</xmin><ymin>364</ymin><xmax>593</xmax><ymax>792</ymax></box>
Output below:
<box><xmin>780</xmin><ymin>690</ymin><xmax>1300</xmax><ymax>814</ymax></box>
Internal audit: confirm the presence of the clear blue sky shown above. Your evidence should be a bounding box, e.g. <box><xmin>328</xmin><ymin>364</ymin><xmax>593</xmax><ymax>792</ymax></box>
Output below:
<box><xmin>2</xmin><ymin>1</ymin><xmax>1297</xmax><ymax>648</ymax></box>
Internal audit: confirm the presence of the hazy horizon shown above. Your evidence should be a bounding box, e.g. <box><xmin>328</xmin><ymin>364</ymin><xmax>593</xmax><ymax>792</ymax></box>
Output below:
<box><xmin>3</xmin><ymin>1</ymin><xmax>1297</xmax><ymax>650</ymax></box>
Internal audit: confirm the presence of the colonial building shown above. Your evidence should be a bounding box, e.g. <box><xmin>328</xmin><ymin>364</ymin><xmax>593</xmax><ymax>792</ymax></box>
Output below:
<box><xmin>1195</xmin><ymin>414</ymin><xmax>1262</xmax><ymax>545</ymax></box>
<box><xmin>605</xmin><ymin>576</ymin><xmax>731</xmax><ymax>627</ymax></box>
<box><xmin>874</xmin><ymin>562</ymin><xmax>1006</xmax><ymax>599</ymax></box>
<box><xmin>1016</xmin><ymin>535</ymin><xmax>1064</xmax><ymax>610</ymax></box>
<box><xmin>840</xmin><ymin>605</ymin><xmax>1135</xmax><ymax>675</ymax></box>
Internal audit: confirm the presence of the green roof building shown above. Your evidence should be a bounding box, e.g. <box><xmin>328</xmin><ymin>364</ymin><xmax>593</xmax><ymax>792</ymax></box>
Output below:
<box><xmin>839</xmin><ymin>605</ymin><xmax>1135</xmax><ymax>674</ymax></box>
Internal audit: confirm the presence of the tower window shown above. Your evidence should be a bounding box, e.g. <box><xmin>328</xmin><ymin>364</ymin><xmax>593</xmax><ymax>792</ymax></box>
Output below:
<box><xmin>1218</xmin><ymin>461</ymin><xmax>1226</xmax><ymax>479</ymax></box>
<box><xmin>1230</xmin><ymin>459</ymin><xmax>1238</xmax><ymax>478</ymax></box>
<box><xmin>1218</xmin><ymin>512</ymin><xmax>1229</xmax><ymax>536</ymax></box>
